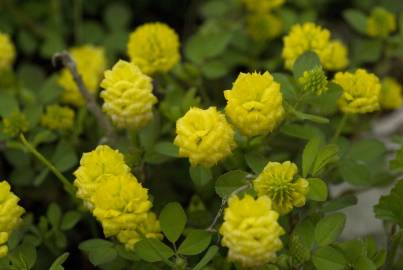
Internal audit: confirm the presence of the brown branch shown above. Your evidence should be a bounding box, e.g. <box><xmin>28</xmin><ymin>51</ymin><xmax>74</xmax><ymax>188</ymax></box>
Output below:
<box><xmin>52</xmin><ymin>51</ymin><xmax>116</xmax><ymax>144</ymax></box>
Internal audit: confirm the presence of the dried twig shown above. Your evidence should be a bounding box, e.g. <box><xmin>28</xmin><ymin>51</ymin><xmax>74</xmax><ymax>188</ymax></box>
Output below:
<box><xmin>52</xmin><ymin>51</ymin><xmax>116</xmax><ymax>144</ymax></box>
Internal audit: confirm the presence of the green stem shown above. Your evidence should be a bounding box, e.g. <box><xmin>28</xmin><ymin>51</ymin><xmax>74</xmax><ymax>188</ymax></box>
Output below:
<box><xmin>384</xmin><ymin>224</ymin><xmax>400</xmax><ymax>269</ymax></box>
<box><xmin>19</xmin><ymin>134</ymin><xmax>76</xmax><ymax>197</ymax></box>
<box><xmin>331</xmin><ymin>114</ymin><xmax>348</xmax><ymax>142</ymax></box>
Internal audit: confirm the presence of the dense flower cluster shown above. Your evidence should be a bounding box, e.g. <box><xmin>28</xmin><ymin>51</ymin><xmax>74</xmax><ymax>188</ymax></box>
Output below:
<box><xmin>174</xmin><ymin>107</ymin><xmax>236</xmax><ymax>167</ymax></box>
<box><xmin>282</xmin><ymin>23</ymin><xmax>348</xmax><ymax>70</ymax></box>
<box><xmin>0</xmin><ymin>181</ymin><xmax>25</xmax><ymax>257</ymax></box>
<box><xmin>380</xmin><ymin>77</ymin><xmax>402</xmax><ymax>110</ymax></box>
<box><xmin>41</xmin><ymin>105</ymin><xmax>75</xmax><ymax>131</ymax></box>
<box><xmin>224</xmin><ymin>72</ymin><xmax>284</xmax><ymax>137</ymax></box>
<box><xmin>298</xmin><ymin>66</ymin><xmax>328</xmax><ymax>95</ymax></box>
<box><xmin>220</xmin><ymin>195</ymin><xmax>284</xmax><ymax>267</ymax></box>
<box><xmin>2</xmin><ymin>111</ymin><xmax>29</xmax><ymax>138</ymax></box>
<box><xmin>367</xmin><ymin>7</ymin><xmax>396</xmax><ymax>38</ymax></box>
<box><xmin>246</xmin><ymin>13</ymin><xmax>283</xmax><ymax>41</ymax></box>
<box><xmin>100</xmin><ymin>60</ymin><xmax>157</xmax><ymax>130</ymax></box>
<box><xmin>58</xmin><ymin>45</ymin><xmax>106</xmax><ymax>106</ymax></box>
<box><xmin>333</xmin><ymin>69</ymin><xmax>381</xmax><ymax>114</ymax></box>
<box><xmin>0</xmin><ymin>33</ymin><xmax>15</xmax><ymax>70</ymax></box>
<box><xmin>127</xmin><ymin>22</ymin><xmax>180</xmax><ymax>75</ymax></box>
<box><xmin>253</xmin><ymin>161</ymin><xmax>309</xmax><ymax>215</ymax></box>
<box><xmin>74</xmin><ymin>145</ymin><xmax>162</xmax><ymax>249</ymax></box>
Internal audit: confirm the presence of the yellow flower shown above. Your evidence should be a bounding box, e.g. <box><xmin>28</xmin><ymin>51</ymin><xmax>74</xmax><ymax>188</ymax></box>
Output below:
<box><xmin>174</xmin><ymin>107</ymin><xmax>236</xmax><ymax>167</ymax></box>
<box><xmin>0</xmin><ymin>181</ymin><xmax>25</xmax><ymax>257</ymax></box>
<box><xmin>224</xmin><ymin>72</ymin><xmax>284</xmax><ymax>137</ymax></box>
<box><xmin>298</xmin><ymin>66</ymin><xmax>328</xmax><ymax>95</ymax></box>
<box><xmin>282</xmin><ymin>22</ymin><xmax>348</xmax><ymax>70</ymax></box>
<box><xmin>58</xmin><ymin>45</ymin><xmax>106</xmax><ymax>106</ymax></box>
<box><xmin>100</xmin><ymin>60</ymin><xmax>157</xmax><ymax>130</ymax></box>
<box><xmin>380</xmin><ymin>77</ymin><xmax>402</xmax><ymax>110</ymax></box>
<box><xmin>367</xmin><ymin>7</ymin><xmax>396</xmax><ymax>38</ymax></box>
<box><xmin>246</xmin><ymin>13</ymin><xmax>283</xmax><ymax>41</ymax></box>
<box><xmin>41</xmin><ymin>104</ymin><xmax>75</xmax><ymax>131</ymax></box>
<box><xmin>127</xmin><ymin>22</ymin><xmax>180</xmax><ymax>75</ymax></box>
<box><xmin>73</xmin><ymin>145</ymin><xmax>131</xmax><ymax>209</ymax></box>
<box><xmin>0</xmin><ymin>33</ymin><xmax>16</xmax><ymax>70</ymax></box>
<box><xmin>253</xmin><ymin>161</ymin><xmax>309</xmax><ymax>215</ymax></box>
<box><xmin>117</xmin><ymin>212</ymin><xmax>163</xmax><ymax>250</ymax></box>
<box><xmin>92</xmin><ymin>174</ymin><xmax>152</xmax><ymax>237</ymax></box>
<box><xmin>219</xmin><ymin>195</ymin><xmax>284</xmax><ymax>267</ymax></box>
<box><xmin>2</xmin><ymin>111</ymin><xmax>30</xmax><ymax>138</ymax></box>
<box><xmin>333</xmin><ymin>69</ymin><xmax>381</xmax><ymax>114</ymax></box>
<box><xmin>242</xmin><ymin>0</ymin><xmax>285</xmax><ymax>13</ymax></box>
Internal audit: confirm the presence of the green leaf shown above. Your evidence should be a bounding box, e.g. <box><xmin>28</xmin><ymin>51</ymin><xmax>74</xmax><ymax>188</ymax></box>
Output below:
<box><xmin>302</xmin><ymin>137</ymin><xmax>323</xmax><ymax>177</ymax></box>
<box><xmin>351</xmin><ymin>38</ymin><xmax>382</xmax><ymax>65</ymax></box>
<box><xmin>281</xmin><ymin>123</ymin><xmax>324</xmax><ymax>140</ymax></box>
<box><xmin>353</xmin><ymin>256</ymin><xmax>376</xmax><ymax>270</ymax></box>
<box><xmin>321</xmin><ymin>194</ymin><xmax>357</xmax><ymax>213</ymax></box>
<box><xmin>139</xmin><ymin>118</ymin><xmax>160</xmax><ymax>151</ymax></box>
<box><xmin>49</xmin><ymin>252</ymin><xmax>69</xmax><ymax>270</ymax></box>
<box><xmin>312</xmin><ymin>144</ymin><xmax>339</xmax><ymax>175</ymax></box>
<box><xmin>134</xmin><ymin>238</ymin><xmax>174</xmax><ymax>263</ymax></box>
<box><xmin>178</xmin><ymin>230</ymin><xmax>212</xmax><ymax>255</ymax></box>
<box><xmin>192</xmin><ymin>245</ymin><xmax>219</xmax><ymax>270</ymax></box>
<box><xmin>51</xmin><ymin>140</ymin><xmax>78</xmax><ymax>172</ymax></box>
<box><xmin>47</xmin><ymin>203</ymin><xmax>62</xmax><ymax>228</ymax></box>
<box><xmin>312</xmin><ymin>246</ymin><xmax>347</xmax><ymax>270</ymax></box>
<box><xmin>314</xmin><ymin>213</ymin><xmax>346</xmax><ymax>246</ymax></box>
<box><xmin>390</xmin><ymin>147</ymin><xmax>403</xmax><ymax>170</ymax></box>
<box><xmin>339</xmin><ymin>159</ymin><xmax>371</xmax><ymax>186</ymax></box>
<box><xmin>9</xmin><ymin>241</ymin><xmax>37</xmax><ymax>270</ymax></box>
<box><xmin>343</xmin><ymin>9</ymin><xmax>368</xmax><ymax>34</ymax></box>
<box><xmin>291</xmin><ymin>109</ymin><xmax>330</xmax><ymax>124</ymax></box>
<box><xmin>60</xmin><ymin>211</ymin><xmax>81</xmax><ymax>231</ymax></box>
<box><xmin>374</xmin><ymin>180</ymin><xmax>403</xmax><ymax>226</ymax></box>
<box><xmin>273</xmin><ymin>73</ymin><xmax>297</xmax><ymax>103</ymax></box>
<box><xmin>104</xmin><ymin>3</ymin><xmax>131</xmax><ymax>30</ymax></box>
<box><xmin>0</xmin><ymin>92</ymin><xmax>18</xmax><ymax>117</ymax></box>
<box><xmin>201</xmin><ymin>60</ymin><xmax>228</xmax><ymax>79</ymax></box>
<box><xmin>307</xmin><ymin>178</ymin><xmax>328</xmax><ymax>202</ymax></box>
<box><xmin>38</xmin><ymin>75</ymin><xmax>62</xmax><ymax>104</ymax></box>
<box><xmin>159</xmin><ymin>202</ymin><xmax>187</xmax><ymax>243</ymax></box>
<box><xmin>245</xmin><ymin>152</ymin><xmax>268</xmax><ymax>174</ymax></box>
<box><xmin>189</xmin><ymin>166</ymin><xmax>212</xmax><ymax>187</ymax></box>
<box><xmin>79</xmin><ymin>239</ymin><xmax>117</xmax><ymax>266</ymax></box>
<box><xmin>154</xmin><ymin>141</ymin><xmax>179</xmax><ymax>157</ymax></box>
<box><xmin>292</xmin><ymin>51</ymin><xmax>321</xmax><ymax>78</ymax></box>
<box><xmin>215</xmin><ymin>170</ymin><xmax>248</xmax><ymax>198</ymax></box>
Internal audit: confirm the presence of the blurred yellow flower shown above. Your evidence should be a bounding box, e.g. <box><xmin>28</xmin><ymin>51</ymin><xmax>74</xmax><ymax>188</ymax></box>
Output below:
<box><xmin>219</xmin><ymin>195</ymin><xmax>284</xmax><ymax>267</ymax></box>
<box><xmin>174</xmin><ymin>107</ymin><xmax>236</xmax><ymax>167</ymax></box>
<box><xmin>253</xmin><ymin>161</ymin><xmax>309</xmax><ymax>215</ymax></box>
<box><xmin>127</xmin><ymin>22</ymin><xmax>180</xmax><ymax>75</ymax></box>
<box><xmin>0</xmin><ymin>33</ymin><xmax>16</xmax><ymax>70</ymax></box>
<box><xmin>242</xmin><ymin>0</ymin><xmax>285</xmax><ymax>13</ymax></box>
<box><xmin>100</xmin><ymin>60</ymin><xmax>157</xmax><ymax>130</ymax></box>
<box><xmin>0</xmin><ymin>181</ymin><xmax>25</xmax><ymax>257</ymax></box>
<box><xmin>246</xmin><ymin>13</ymin><xmax>283</xmax><ymax>41</ymax></box>
<box><xmin>367</xmin><ymin>7</ymin><xmax>396</xmax><ymax>38</ymax></box>
<box><xmin>333</xmin><ymin>69</ymin><xmax>381</xmax><ymax>114</ymax></box>
<box><xmin>224</xmin><ymin>72</ymin><xmax>284</xmax><ymax>137</ymax></box>
<box><xmin>41</xmin><ymin>104</ymin><xmax>75</xmax><ymax>131</ymax></box>
<box><xmin>380</xmin><ymin>77</ymin><xmax>402</xmax><ymax>110</ymax></box>
<box><xmin>58</xmin><ymin>45</ymin><xmax>106</xmax><ymax>106</ymax></box>
<box><xmin>282</xmin><ymin>22</ymin><xmax>348</xmax><ymax>70</ymax></box>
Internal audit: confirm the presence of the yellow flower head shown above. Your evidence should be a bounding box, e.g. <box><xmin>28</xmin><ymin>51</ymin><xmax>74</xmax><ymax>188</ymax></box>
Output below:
<box><xmin>73</xmin><ymin>145</ymin><xmax>131</xmax><ymax>208</ymax></box>
<box><xmin>174</xmin><ymin>107</ymin><xmax>236</xmax><ymax>167</ymax></box>
<box><xmin>0</xmin><ymin>181</ymin><xmax>25</xmax><ymax>257</ymax></box>
<box><xmin>58</xmin><ymin>45</ymin><xmax>106</xmax><ymax>106</ymax></box>
<box><xmin>92</xmin><ymin>174</ymin><xmax>152</xmax><ymax>237</ymax></box>
<box><xmin>253</xmin><ymin>161</ymin><xmax>309</xmax><ymax>215</ymax></box>
<box><xmin>127</xmin><ymin>22</ymin><xmax>180</xmax><ymax>75</ymax></box>
<box><xmin>41</xmin><ymin>104</ymin><xmax>75</xmax><ymax>131</ymax></box>
<box><xmin>2</xmin><ymin>111</ymin><xmax>30</xmax><ymax>138</ymax></box>
<box><xmin>282</xmin><ymin>23</ymin><xmax>348</xmax><ymax>70</ymax></box>
<box><xmin>219</xmin><ymin>195</ymin><xmax>284</xmax><ymax>267</ymax></box>
<box><xmin>117</xmin><ymin>212</ymin><xmax>163</xmax><ymax>250</ymax></box>
<box><xmin>242</xmin><ymin>0</ymin><xmax>285</xmax><ymax>13</ymax></box>
<box><xmin>0</xmin><ymin>33</ymin><xmax>16</xmax><ymax>70</ymax></box>
<box><xmin>246</xmin><ymin>13</ymin><xmax>283</xmax><ymax>41</ymax></box>
<box><xmin>224</xmin><ymin>72</ymin><xmax>284</xmax><ymax>137</ymax></box>
<box><xmin>298</xmin><ymin>66</ymin><xmax>328</xmax><ymax>95</ymax></box>
<box><xmin>100</xmin><ymin>60</ymin><xmax>157</xmax><ymax>130</ymax></box>
<box><xmin>367</xmin><ymin>7</ymin><xmax>396</xmax><ymax>38</ymax></box>
<box><xmin>333</xmin><ymin>69</ymin><xmax>381</xmax><ymax>114</ymax></box>
<box><xmin>380</xmin><ymin>77</ymin><xmax>402</xmax><ymax>110</ymax></box>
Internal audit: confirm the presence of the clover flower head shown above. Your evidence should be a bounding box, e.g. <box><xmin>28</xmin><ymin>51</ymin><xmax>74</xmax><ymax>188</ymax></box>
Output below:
<box><xmin>224</xmin><ymin>71</ymin><xmax>284</xmax><ymax>137</ymax></box>
<box><xmin>298</xmin><ymin>66</ymin><xmax>328</xmax><ymax>95</ymax></box>
<box><xmin>333</xmin><ymin>69</ymin><xmax>381</xmax><ymax>114</ymax></box>
<box><xmin>246</xmin><ymin>13</ymin><xmax>283</xmax><ymax>41</ymax></box>
<box><xmin>219</xmin><ymin>195</ymin><xmax>284</xmax><ymax>267</ymax></box>
<box><xmin>2</xmin><ymin>111</ymin><xmax>30</xmax><ymax>138</ymax></box>
<box><xmin>367</xmin><ymin>7</ymin><xmax>396</xmax><ymax>38</ymax></box>
<box><xmin>174</xmin><ymin>107</ymin><xmax>236</xmax><ymax>167</ymax></box>
<box><xmin>0</xmin><ymin>33</ymin><xmax>16</xmax><ymax>70</ymax></box>
<box><xmin>41</xmin><ymin>104</ymin><xmax>75</xmax><ymax>131</ymax></box>
<box><xmin>380</xmin><ymin>77</ymin><xmax>402</xmax><ymax>110</ymax></box>
<box><xmin>253</xmin><ymin>161</ymin><xmax>309</xmax><ymax>215</ymax></box>
<box><xmin>58</xmin><ymin>45</ymin><xmax>106</xmax><ymax>106</ymax></box>
<box><xmin>127</xmin><ymin>22</ymin><xmax>180</xmax><ymax>75</ymax></box>
<box><xmin>100</xmin><ymin>60</ymin><xmax>157</xmax><ymax>130</ymax></box>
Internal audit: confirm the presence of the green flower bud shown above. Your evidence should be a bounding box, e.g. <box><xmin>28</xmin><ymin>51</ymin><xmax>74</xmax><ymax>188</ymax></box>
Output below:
<box><xmin>298</xmin><ymin>66</ymin><xmax>328</xmax><ymax>95</ymax></box>
<box><xmin>2</xmin><ymin>111</ymin><xmax>29</xmax><ymax>138</ymax></box>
